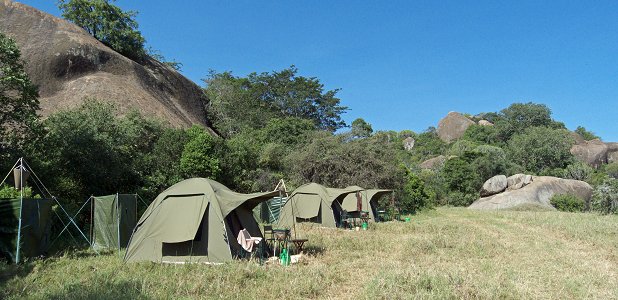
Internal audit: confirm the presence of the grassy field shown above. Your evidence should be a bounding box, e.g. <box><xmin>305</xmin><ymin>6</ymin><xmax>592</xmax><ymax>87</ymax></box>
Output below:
<box><xmin>1</xmin><ymin>207</ymin><xmax>617</xmax><ymax>299</ymax></box>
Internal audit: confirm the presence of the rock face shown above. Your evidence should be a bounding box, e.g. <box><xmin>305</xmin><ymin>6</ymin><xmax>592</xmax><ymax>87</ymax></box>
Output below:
<box><xmin>506</xmin><ymin>174</ymin><xmax>533</xmax><ymax>191</ymax></box>
<box><xmin>478</xmin><ymin>120</ymin><xmax>493</xmax><ymax>126</ymax></box>
<box><xmin>0</xmin><ymin>0</ymin><xmax>211</xmax><ymax>129</ymax></box>
<box><xmin>480</xmin><ymin>175</ymin><xmax>507</xmax><ymax>197</ymax></box>
<box><xmin>403</xmin><ymin>137</ymin><xmax>415</xmax><ymax>151</ymax></box>
<box><xmin>469</xmin><ymin>176</ymin><xmax>593</xmax><ymax>210</ymax></box>
<box><xmin>437</xmin><ymin>112</ymin><xmax>475</xmax><ymax>143</ymax></box>
<box><xmin>419</xmin><ymin>155</ymin><xmax>446</xmax><ymax>170</ymax></box>
<box><xmin>570</xmin><ymin>139</ymin><xmax>609</xmax><ymax>168</ymax></box>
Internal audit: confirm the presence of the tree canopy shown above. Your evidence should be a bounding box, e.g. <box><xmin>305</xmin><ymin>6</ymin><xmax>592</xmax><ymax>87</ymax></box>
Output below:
<box><xmin>58</xmin><ymin>0</ymin><xmax>146</xmax><ymax>60</ymax></box>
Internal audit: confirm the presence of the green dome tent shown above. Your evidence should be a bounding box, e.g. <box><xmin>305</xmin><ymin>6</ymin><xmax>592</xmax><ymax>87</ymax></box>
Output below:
<box><xmin>340</xmin><ymin>187</ymin><xmax>393</xmax><ymax>222</ymax></box>
<box><xmin>277</xmin><ymin>183</ymin><xmax>361</xmax><ymax>228</ymax></box>
<box><xmin>124</xmin><ymin>178</ymin><xmax>278</xmax><ymax>264</ymax></box>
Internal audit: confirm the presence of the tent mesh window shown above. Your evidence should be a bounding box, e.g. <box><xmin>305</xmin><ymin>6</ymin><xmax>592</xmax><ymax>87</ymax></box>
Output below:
<box><xmin>0</xmin><ymin>198</ymin><xmax>54</xmax><ymax>262</ymax></box>
<box><xmin>92</xmin><ymin>194</ymin><xmax>137</xmax><ymax>250</ymax></box>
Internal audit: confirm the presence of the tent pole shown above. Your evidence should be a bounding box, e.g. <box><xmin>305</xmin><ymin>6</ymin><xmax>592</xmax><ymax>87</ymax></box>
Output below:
<box><xmin>117</xmin><ymin>193</ymin><xmax>121</xmax><ymax>256</ymax></box>
<box><xmin>90</xmin><ymin>196</ymin><xmax>93</xmax><ymax>249</ymax></box>
<box><xmin>15</xmin><ymin>158</ymin><xmax>24</xmax><ymax>263</ymax></box>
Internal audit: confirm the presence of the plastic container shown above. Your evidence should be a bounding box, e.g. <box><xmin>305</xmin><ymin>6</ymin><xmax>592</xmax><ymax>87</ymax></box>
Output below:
<box><xmin>405</xmin><ymin>217</ymin><xmax>411</xmax><ymax>222</ymax></box>
<box><xmin>280</xmin><ymin>249</ymin><xmax>290</xmax><ymax>266</ymax></box>
<box><xmin>362</xmin><ymin>222</ymin><xmax>368</xmax><ymax>230</ymax></box>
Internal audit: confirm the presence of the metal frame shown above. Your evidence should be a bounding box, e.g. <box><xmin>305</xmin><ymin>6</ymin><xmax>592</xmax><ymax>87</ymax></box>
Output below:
<box><xmin>0</xmin><ymin>157</ymin><xmax>90</xmax><ymax>263</ymax></box>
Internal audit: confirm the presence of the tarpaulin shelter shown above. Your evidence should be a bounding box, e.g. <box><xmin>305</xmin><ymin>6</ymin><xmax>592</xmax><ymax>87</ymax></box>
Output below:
<box><xmin>254</xmin><ymin>196</ymin><xmax>287</xmax><ymax>224</ymax></box>
<box><xmin>0</xmin><ymin>197</ymin><xmax>53</xmax><ymax>262</ymax></box>
<box><xmin>277</xmin><ymin>183</ymin><xmax>361</xmax><ymax>228</ymax></box>
<box><xmin>90</xmin><ymin>194</ymin><xmax>139</xmax><ymax>251</ymax></box>
<box><xmin>0</xmin><ymin>158</ymin><xmax>89</xmax><ymax>263</ymax></box>
<box><xmin>340</xmin><ymin>187</ymin><xmax>393</xmax><ymax>222</ymax></box>
<box><xmin>124</xmin><ymin>178</ymin><xmax>279</xmax><ymax>263</ymax></box>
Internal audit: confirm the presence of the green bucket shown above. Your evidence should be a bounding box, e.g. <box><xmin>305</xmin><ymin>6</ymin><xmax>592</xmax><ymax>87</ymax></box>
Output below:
<box><xmin>405</xmin><ymin>217</ymin><xmax>411</xmax><ymax>222</ymax></box>
<box><xmin>362</xmin><ymin>222</ymin><xmax>368</xmax><ymax>230</ymax></box>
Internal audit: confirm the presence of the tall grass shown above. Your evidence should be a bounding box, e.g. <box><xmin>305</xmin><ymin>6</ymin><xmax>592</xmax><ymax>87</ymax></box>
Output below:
<box><xmin>1</xmin><ymin>208</ymin><xmax>617</xmax><ymax>299</ymax></box>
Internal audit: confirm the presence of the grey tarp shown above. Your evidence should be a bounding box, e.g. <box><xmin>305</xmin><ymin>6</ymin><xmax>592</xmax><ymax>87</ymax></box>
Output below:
<box><xmin>92</xmin><ymin>194</ymin><xmax>138</xmax><ymax>250</ymax></box>
<box><xmin>124</xmin><ymin>178</ymin><xmax>279</xmax><ymax>263</ymax></box>
<box><xmin>0</xmin><ymin>198</ymin><xmax>53</xmax><ymax>262</ymax></box>
<box><xmin>277</xmin><ymin>183</ymin><xmax>361</xmax><ymax>228</ymax></box>
<box><xmin>341</xmin><ymin>187</ymin><xmax>393</xmax><ymax>222</ymax></box>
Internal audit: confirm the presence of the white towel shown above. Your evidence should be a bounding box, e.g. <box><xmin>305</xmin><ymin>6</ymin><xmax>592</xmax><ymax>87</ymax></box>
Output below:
<box><xmin>237</xmin><ymin>229</ymin><xmax>262</xmax><ymax>252</ymax></box>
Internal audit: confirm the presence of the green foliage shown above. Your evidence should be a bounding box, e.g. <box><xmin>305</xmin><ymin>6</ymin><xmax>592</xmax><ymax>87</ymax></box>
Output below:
<box><xmin>446</xmin><ymin>140</ymin><xmax>477</xmax><ymax>157</ymax></box>
<box><xmin>33</xmin><ymin>99</ymin><xmax>163</xmax><ymax>202</ymax></box>
<box><xmin>441</xmin><ymin>155</ymin><xmax>480</xmax><ymax>196</ymax></box>
<box><xmin>446</xmin><ymin>191</ymin><xmax>477</xmax><ymax>207</ymax></box>
<box><xmin>146</xmin><ymin>47</ymin><xmax>182</xmax><ymax>71</ymax></box>
<box><xmin>563</xmin><ymin>161</ymin><xmax>594</xmax><ymax>182</ymax></box>
<box><xmin>0</xmin><ymin>185</ymin><xmax>34</xmax><ymax>198</ymax></box>
<box><xmin>574</xmin><ymin>126</ymin><xmax>599</xmax><ymax>141</ymax></box>
<box><xmin>180</xmin><ymin>126</ymin><xmax>221</xmax><ymax>179</ymax></box>
<box><xmin>605</xmin><ymin>163</ymin><xmax>618</xmax><ymax>179</ymax></box>
<box><xmin>409</xmin><ymin>129</ymin><xmax>447</xmax><ymax>162</ymax></box>
<box><xmin>550</xmin><ymin>194</ymin><xmax>585</xmax><ymax>212</ymax></box>
<box><xmin>0</xmin><ymin>32</ymin><xmax>40</xmax><ymax>163</ymax></box>
<box><xmin>204</xmin><ymin>66</ymin><xmax>348</xmax><ymax>137</ymax></box>
<box><xmin>398</xmin><ymin>171</ymin><xmax>431</xmax><ymax>213</ymax></box>
<box><xmin>58</xmin><ymin>0</ymin><xmax>146</xmax><ymax>60</ymax></box>
<box><xmin>462</xmin><ymin>124</ymin><xmax>499</xmax><ymax>146</ymax></box>
<box><xmin>351</xmin><ymin>118</ymin><xmax>373</xmax><ymax>138</ymax></box>
<box><xmin>508</xmin><ymin>127</ymin><xmax>574</xmax><ymax>174</ymax></box>
<box><xmin>496</xmin><ymin>102</ymin><xmax>559</xmax><ymax>142</ymax></box>
<box><xmin>591</xmin><ymin>178</ymin><xmax>618</xmax><ymax>214</ymax></box>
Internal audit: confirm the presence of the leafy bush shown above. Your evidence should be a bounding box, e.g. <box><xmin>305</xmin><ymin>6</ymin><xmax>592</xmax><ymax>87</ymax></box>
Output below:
<box><xmin>575</xmin><ymin>126</ymin><xmax>599</xmax><ymax>141</ymax></box>
<box><xmin>446</xmin><ymin>191</ymin><xmax>477</xmax><ymax>207</ymax></box>
<box><xmin>398</xmin><ymin>171</ymin><xmax>432</xmax><ymax>213</ymax></box>
<box><xmin>550</xmin><ymin>194</ymin><xmax>585</xmax><ymax>212</ymax></box>
<box><xmin>591</xmin><ymin>178</ymin><xmax>618</xmax><ymax>214</ymax></box>
<box><xmin>604</xmin><ymin>163</ymin><xmax>618</xmax><ymax>179</ymax></box>
<box><xmin>508</xmin><ymin>127</ymin><xmax>574</xmax><ymax>174</ymax></box>
<box><xmin>563</xmin><ymin>161</ymin><xmax>594</xmax><ymax>182</ymax></box>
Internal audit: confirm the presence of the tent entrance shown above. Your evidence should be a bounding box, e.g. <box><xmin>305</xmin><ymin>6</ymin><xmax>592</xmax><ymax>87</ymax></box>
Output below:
<box><xmin>162</xmin><ymin>204</ymin><xmax>209</xmax><ymax>257</ymax></box>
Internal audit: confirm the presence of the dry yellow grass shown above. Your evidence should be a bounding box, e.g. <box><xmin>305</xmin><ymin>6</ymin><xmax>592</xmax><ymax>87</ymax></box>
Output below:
<box><xmin>1</xmin><ymin>207</ymin><xmax>617</xmax><ymax>299</ymax></box>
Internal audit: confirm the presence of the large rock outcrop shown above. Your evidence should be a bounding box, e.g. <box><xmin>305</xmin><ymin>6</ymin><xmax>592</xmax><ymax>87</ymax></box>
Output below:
<box><xmin>437</xmin><ymin>112</ymin><xmax>475</xmax><ymax>143</ymax></box>
<box><xmin>469</xmin><ymin>176</ymin><xmax>593</xmax><ymax>210</ymax></box>
<box><xmin>480</xmin><ymin>175</ymin><xmax>507</xmax><ymax>197</ymax></box>
<box><xmin>419</xmin><ymin>155</ymin><xmax>447</xmax><ymax>170</ymax></box>
<box><xmin>570</xmin><ymin>139</ymin><xmax>609</xmax><ymax>168</ymax></box>
<box><xmin>0</xmin><ymin>0</ymin><xmax>211</xmax><ymax>129</ymax></box>
<box><xmin>506</xmin><ymin>174</ymin><xmax>533</xmax><ymax>190</ymax></box>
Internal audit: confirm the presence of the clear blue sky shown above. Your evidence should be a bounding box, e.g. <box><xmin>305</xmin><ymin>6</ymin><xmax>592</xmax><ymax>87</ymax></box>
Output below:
<box><xmin>17</xmin><ymin>0</ymin><xmax>618</xmax><ymax>140</ymax></box>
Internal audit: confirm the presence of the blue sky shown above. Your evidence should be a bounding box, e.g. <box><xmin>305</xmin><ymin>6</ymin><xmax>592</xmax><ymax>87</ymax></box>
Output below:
<box><xmin>17</xmin><ymin>1</ymin><xmax>618</xmax><ymax>140</ymax></box>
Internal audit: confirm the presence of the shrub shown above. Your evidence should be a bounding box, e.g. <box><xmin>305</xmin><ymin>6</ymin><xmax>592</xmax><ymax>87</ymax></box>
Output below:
<box><xmin>550</xmin><ymin>194</ymin><xmax>585</xmax><ymax>212</ymax></box>
<box><xmin>446</xmin><ymin>191</ymin><xmax>477</xmax><ymax>207</ymax></box>
<box><xmin>591</xmin><ymin>178</ymin><xmax>618</xmax><ymax>214</ymax></box>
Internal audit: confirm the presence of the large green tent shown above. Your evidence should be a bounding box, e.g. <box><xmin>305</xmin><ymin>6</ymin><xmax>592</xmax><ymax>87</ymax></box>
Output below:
<box><xmin>340</xmin><ymin>187</ymin><xmax>393</xmax><ymax>222</ymax></box>
<box><xmin>124</xmin><ymin>178</ymin><xmax>279</xmax><ymax>263</ymax></box>
<box><xmin>0</xmin><ymin>198</ymin><xmax>54</xmax><ymax>262</ymax></box>
<box><xmin>277</xmin><ymin>183</ymin><xmax>361</xmax><ymax>228</ymax></box>
<box><xmin>91</xmin><ymin>194</ymin><xmax>138</xmax><ymax>251</ymax></box>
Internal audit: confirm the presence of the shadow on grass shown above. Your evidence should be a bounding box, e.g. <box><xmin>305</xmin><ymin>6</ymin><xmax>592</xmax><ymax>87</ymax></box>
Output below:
<box><xmin>302</xmin><ymin>245</ymin><xmax>326</xmax><ymax>256</ymax></box>
<box><xmin>0</xmin><ymin>260</ymin><xmax>34</xmax><ymax>285</ymax></box>
<box><xmin>46</xmin><ymin>279</ymin><xmax>147</xmax><ymax>300</ymax></box>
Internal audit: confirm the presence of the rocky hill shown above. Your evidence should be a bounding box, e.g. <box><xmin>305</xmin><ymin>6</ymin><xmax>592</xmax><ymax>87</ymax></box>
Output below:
<box><xmin>0</xmin><ymin>0</ymin><xmax>212</xmax><ymax>129</ymax></box>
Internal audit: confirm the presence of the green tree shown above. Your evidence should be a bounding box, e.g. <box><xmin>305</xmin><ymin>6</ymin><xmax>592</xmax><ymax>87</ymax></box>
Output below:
<box><xmin>180</xmin><ymin>126</ymin><xmax>221</xmax><ymax>179</ymax></box>
<box><xmin>399</xmin><ymin>170</ymin><xmax>431</xmax><ymax>213</ymax></box>
<box><xmin>203</xmin><ymin>67</ymin><xmax>348</xmax><ymax>136</ymax></box>
<box><xmin>591</xmin><ymin>178</ymin><xmax>618</xmax><ymax>214</ymax></box>
<box><xmin>58</xmin><ymin>0</ymin><xmax>146</xmax><ymax>60</ymax></box>
<box><xmin>495</xmin><ymin>102</ymin><xmax>563</xmax><ymax>142</ymax></box>
<box><xmin>574</xmin><ymin>126</ymin><xmax>599</xmax><ymax>141</ymax></box>
<box><xmin>508</xmin><ymin>127</ymin><xmax>574</xmax><ymax>174</ymax></box>
<box><xmin>0</xmin><ymin>32</ymin><xmax>39</xmax><ymax>164</ymax></box>
<box><xmin>351</xmin><ymin>118</ymin><xmax>373</xmax><ymax>138</ymax></box>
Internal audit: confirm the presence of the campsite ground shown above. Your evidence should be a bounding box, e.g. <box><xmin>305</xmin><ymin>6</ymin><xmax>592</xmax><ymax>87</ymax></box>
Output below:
<box><xmin>1</xmin><ymin>207</ymin><xmax>617</xmax><ymax>299</ymax></box>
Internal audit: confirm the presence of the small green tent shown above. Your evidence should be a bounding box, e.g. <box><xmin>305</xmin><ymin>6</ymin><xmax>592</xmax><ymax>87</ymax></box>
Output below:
<box><xmin>277</xmin><ymin>183</ymin><xmax>361</xmax><ymax>228</ymax></box>
<box><xmin>340</xmin><ymin>187</ymin><xmax>393</xmax><ymax>222</ymax></box>
<box><xmin>91</xmin><ymin>194</ymin><xmax>138</xmax><ymax>251</ymax></box>
<box><xmin>0</xmin><ymin>198</ymin><xmax>54</xmax><ymax>262</ymax></box>
<box><xmin>124</xmin><ymin>178</ymin><xmax>278</xmax><ymax>263</ymax></box>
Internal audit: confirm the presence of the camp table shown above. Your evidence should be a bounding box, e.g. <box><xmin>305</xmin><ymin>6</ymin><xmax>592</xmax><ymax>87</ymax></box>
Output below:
<box><xmin>291</xmin><ymin>238</ymin><xmax>308</xmax><ymax>253</ymax></box>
